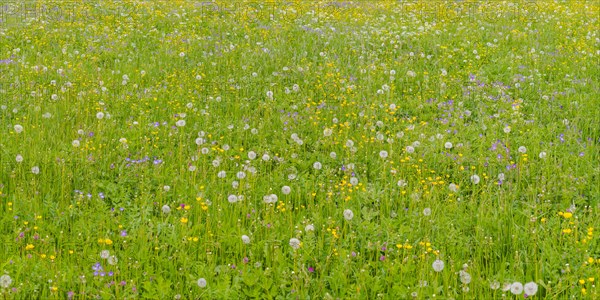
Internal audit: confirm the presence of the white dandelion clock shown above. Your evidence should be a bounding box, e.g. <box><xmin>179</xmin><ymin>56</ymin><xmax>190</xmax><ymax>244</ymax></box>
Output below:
<box><xmin>397</xmin><ymin>179</ymin><xmax>407</xmax><ymax>187</ymax></box>
<box><xmin>241</xmin><ymin>235</ymin><xmax>250</xmax><ymax>244</ymax></box>
<box><xmin>459</xmin><ymin>271</ymin><xmax>472</xmax><ymax>284</ymax></box>
<box><xmin>16</xmin><ymin>154</ymin><xmax>23</xmax><ymax>163</ymax></box>
<box><xmin>471</xmin><ymin>174</ymin><xmax>480</xmax><ymax>184</ymax></box>
<box><xmin>100</xmin><ymin>250</ymin><xmax>110</xmax><ymax>259</ymax></box>
<box><xmin>498</xmin><ymin>173</ymin><xmax>505</xmax><ymax>181</ymax></box>
<box><xmin>510</xmin><ymin>282</ymin><xmax>523</xmax><ymax>295</ymax></box>
<box><xmin>343</xmin><ymin>209</ymin><xmax>354</xmax><ymax>221</ymax></box>
<box><xmin>350</xmin><ymin>177</ymin><xmax>358</xmax><ymax>186</ymax></box>
<box><xmin>227</xmin><ymin>195</ymin><xmax>238</xmax><ymax>203</ymax></box>
<box><xmin>490</xmin><ymin>281</ymin><xmax>500</xmax><ymax>290</ymax></box>
<box><xmin>346</xmin><ymin>140</ymin><xmax>354</xmax><ymax>147</ymax></box>
<box><xmin>523</xmin><ymin>282</ymin><xmax>538</xmax><ymax>296</ymax></box>
<box><xmin>539</xmin><ymin>151</ymin><xmax>547</xmax><ymax>159</ymax></box>
<box><xmin>281</xmin><ymin>186</ymin><xmax>291</xmax><ymax>195</ymax></box>
<box><xmin>217</xmin><ymin>171</ymin><xmax>226</xmax><ymax>178</ymax></box>
<box><xmin>72</xmin><ymin>140</ymin><xmax>80</xmax><ymax>147</ymax></box>
<box><xmin>14</xmin><ymin>124</ymin><xmax>24</xmax><ymax>133</ymax></box>
<box><xmin>423</xmin><ymin>208</ymin><xmax>432</xmax><ymax>216</ymax></box>
<box><xmin>266</xmin><ymin>91</ymin><xmax>273</xmax><ymax>99</ymax></box>
<box><xmin>236</xmin><ymin>171</ymin><xmax>246</xmax><ymax>179</ymax></box>
<box><xmin>503</xmin><ymin>126</ymin><xmax>511</xmax><ymax>133</ymax></box>
<box><xmin>449</xmin><ymin>183</ymin><xmax>458</xmax><ymax>192</ymax></box>
<box><xmin>305</xmin><ymin>224</ymin><xmax>315</xmax><ymax>232</ymax></box>
<box><xmin>518</xmin><ymin>146</ymin><xmax>527</xmax><ymax>153</ymax></box>
<box><xmin>162</xmin><ymin>205</ymin><xmax>171</xmax><ymax>214</ymax></box>
<box><xmin>323</xmin><ymin>128</ymin><xmax>333</xmax><ymax>137</ymax></box>
<box><xmin>289</xmin><ymin>238</ymin><xmax>301</xmax><ymax>250</ymax></box>
<box><xmin>379</xmin><ymin>150</ymin><xmax>388</xmax><ymax>159</ymax></box>
<box><xmin>432</xmin><ymin>259</ymin><xmax>444</xmax><ymax>272</ymax></box>
<box><xmin>262</xmin><ymin>154</ymin><xmax>270</xmax><ymax>161</ymax></box>
<box><xmin>96</xmin><ymin>112</ymin><xmax>104</xmax><ymax>120</ymax></box>
<box><xmin>0</xmin><ymin>274</ymin><xmax>12</xmax><ymax>288</ymax></box>
<box><xmin>248</xmin><ymin>151</ymin><xmax>257</xmax><ymax>160</ymax></box>
<box><xmin>197</xmin><ymin>278</ymin><xmax>207</xmax><ymax>288</ymax></box>
<box><xmin>406</xmin><ymin>146</ymin><xmax>415</xmax><ymax>153</ymax></box>
<box><xmin>176</xmin><ymin>120</ymin><xmax>186</xmax><ymax>127</ymax></box>
<box><xmin>31</xmin><ymin>166</ymin><xmax>40</xmax><ymax>174</ymax></box>
<box><xmin>444</xmin><ymin>142</ymin><xmax>453</xmax><ymax>149</ymax></box>
<box><xmin>264</xmin><ymin>194</ymin><xmax>278</xmax><ymax>204</ymax></box>
<box><xmin>313</xmin><ymin>161</ymin><xmax>322</xmax><ymax>170</ymax></box>
<box><xmin>330</xmin><ymin>152</ymin><xmax>337</xmax><ymax>159</ymax></box>
<box><xmin>108</xmin><ymin>255</ymin><xmax>118</xmax><ymax>265</ymax></box>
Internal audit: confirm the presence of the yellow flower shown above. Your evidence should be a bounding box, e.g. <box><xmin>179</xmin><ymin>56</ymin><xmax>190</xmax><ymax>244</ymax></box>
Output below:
<box><xmin>563</xmin><ymin>212</ymin><xmax>573</xmax><ymax>219</ymax></box>
<box><xmin>25</xmin><ymin>244</ymin><xmax>34</xmax><ymax>250</ymax></box>
<box><xmin>105</xmin><ymin>239</ymin><xmax>113</xmax><ymax>245</ymax></box>
<box><xmin>579</xmin><ymin>279</ymin><xmax>585</xmax><ymax>285</ymax></box>
<box><xmin>180</xmin><ymin>217</ymin><xmax>188</xmax><ymax>224</ymax></box>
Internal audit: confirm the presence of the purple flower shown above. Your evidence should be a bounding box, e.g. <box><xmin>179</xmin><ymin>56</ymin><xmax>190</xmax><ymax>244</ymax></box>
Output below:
<box><xmin>120</xmin><ymin>230</ymin><xmax>127</xmax><ymax>237</ymax></box>
<box><xmin>92</xmin><ymin>262</ymin><xmax>103</xmax><ymax>272</ymax></box>
<box><xmin>308</xmin><ymin>267</ymin><xmax>315</xmax><ymax>273</ymax></box>
<box><xmin>380</xmin><ymin>255</ymin><xmax>386</xmax><ymax>261</ymax></box>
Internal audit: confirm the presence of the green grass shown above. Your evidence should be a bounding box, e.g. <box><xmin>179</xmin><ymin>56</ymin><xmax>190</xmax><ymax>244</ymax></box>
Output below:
<box><xmin>0</xmin><ymin>1</ymin><xmax>599</xmax><ymax>299</ymax></box>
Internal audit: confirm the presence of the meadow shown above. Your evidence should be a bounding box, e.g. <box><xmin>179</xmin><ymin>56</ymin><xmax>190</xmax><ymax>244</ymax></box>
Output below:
<box><xmin>0</xmin><ymin>0</ymin><xmax>599</xmax><ymax>299</ymax></box>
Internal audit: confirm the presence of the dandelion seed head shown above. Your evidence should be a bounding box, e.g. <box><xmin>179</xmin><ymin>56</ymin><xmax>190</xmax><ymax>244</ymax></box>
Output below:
<box><xmin>510</xmin><ymin>282</ymin><xmax>523</xmax><ymax>295</ymax></box>
<box><xmin>0</xmin><ymin>275</ymin><xmax>13</xmax><ymax>288</ymax></box>
<box><xmin>289</xmin><ymin>238</ymin><xmax>301</xmax><ymax>250</ymax></box>
<box><xmin>14</xmin><ymin>124</ymin><xmax>24</xmax><ymax>133</ymax></box>
<box><xmin>197</xmin><ymin>278</ymin><xmax>207</xmax><ymax>288</ymax></box>
<box><xmin>524</xmin><ymin>282</ymin><xmax>538</xmax><ymax>296</ymax></box>
<box><xmin>343</xmin><ymin>209</ymin><xmax>354</xmax><ymax>221</ymax></box>
<box><xmin>241</xmin><ymin>235</ymin><xmax>250</xmax><ymax>244</ymax></box>
<box><xmin>432</xmin><ymin>259</ymin><xmax>444</xmax><ymax>272</ymax></box>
